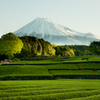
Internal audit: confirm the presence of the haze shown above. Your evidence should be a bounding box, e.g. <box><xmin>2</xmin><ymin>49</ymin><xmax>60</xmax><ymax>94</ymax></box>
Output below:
<box><xmin>0</xmin><ymin>0</ymin><xmax>100</xmax><ymax>37</ymax></box>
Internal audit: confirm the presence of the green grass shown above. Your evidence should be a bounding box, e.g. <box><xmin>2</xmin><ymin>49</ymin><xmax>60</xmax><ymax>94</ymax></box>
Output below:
<box><xmin>0</xmin><ymin>65</ymin><xmax>19</xmax><ymax>78</ymax></box>
<box><xmin>49</xmin><ymin>70</ymin><xmax>100</xmax><ymax>75</ymax></box>
<box><xmin>0</xmin><ymin>56</ymin><xmax>100</xmax><ymax>78</ymax></box>
<box><xmin>78</xmin><ymin>63</ymin><xmax>100</xmax><ymax>69</ymax></box>
<box><xmin>0</xmin><ymin>66</ymin><xmax>16</xmax><ymax>75</ymax></box>
<box><xmin>0</xmin><ymin>56</ymin><xmax>100</xmax><ymax>99</ymax></box>
<box><xmin>1</xmin><ymin>56</ymin><xmax>100</xmax><ymax>65</ymax></box>
<box><xmin>0</xmin><ymin>65</ymin><xmax>51</xmax><ymax>78</ymax></box>
<box><xmin>62</xmin><ymin>55</ymin><xmax>100</xmax><ymax>63</ymax></box>
<box><xmin>47</xmin><ymin>64</ymin><xmax>78</xmax><ymax>69</ymax></box>
<box><xmin>89</xmin><ymin>56</ymin><xmax>100</xmax><ymax>61</ymax></box>
<box><xmin>10</xmin><ymin>65</ymin><xmax>51</xmax><ymax>76</ymax></box>
<box><xmin>0</xmin><ymin>79</ymin><xmax>100</xmax><ymax>100</ymax></box>
<box><xmin>1</xmin><ymin>63</ymin><xmax>100</xmax><ymax>78</ymax></box>
<box><xmin>9</xmin><ymin>59</ymin><xmax>58</xmax><ymax>65</ymax></box>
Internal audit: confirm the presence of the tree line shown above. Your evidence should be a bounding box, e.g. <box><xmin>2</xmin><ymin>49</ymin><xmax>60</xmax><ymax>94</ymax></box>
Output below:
<box><xmin>0</xmin><ymin>32</ymin><xmax>100</xmax><ymax>60</ymax></box>
<box><xmin>0</xmin><ymin>33</ymin><xmax>56</xmax><ymax>60</ymax></box>
<box><xmin>15</xmin><ymin>36</ymin><xmax>56</xmax><ymax>58</ymax></box>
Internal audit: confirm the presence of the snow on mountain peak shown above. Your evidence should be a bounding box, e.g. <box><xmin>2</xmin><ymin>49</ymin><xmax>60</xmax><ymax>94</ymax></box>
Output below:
<box><xmin>14</xmin><ymin>17</ymin><xmax>100</xmax><ymax>45</ymax></box>
<box><xmin>14</xmin><ymin>17</ymin><xmax>79</xmax><ymax>37</ymax></box>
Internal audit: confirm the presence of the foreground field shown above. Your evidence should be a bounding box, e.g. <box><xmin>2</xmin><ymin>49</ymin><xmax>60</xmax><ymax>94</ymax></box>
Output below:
<box><xmin>0</xmin><ymin>79</ymin><xmax>100</xmax><ymax>100</ymax></box>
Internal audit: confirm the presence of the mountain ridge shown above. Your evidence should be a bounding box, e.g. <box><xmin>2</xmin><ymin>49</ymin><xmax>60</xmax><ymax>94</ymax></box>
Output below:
<box><xmin>14</xmin><ymin>17</ymin><xmax>100</xmax><ymax>45</ymax></box>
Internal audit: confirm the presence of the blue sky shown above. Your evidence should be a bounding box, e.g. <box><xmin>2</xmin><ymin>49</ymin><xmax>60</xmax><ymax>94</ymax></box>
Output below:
<box><xmin>0</xmin><ymin>0</ymin><xmax>100</xmax><ymax>37</ymax></box>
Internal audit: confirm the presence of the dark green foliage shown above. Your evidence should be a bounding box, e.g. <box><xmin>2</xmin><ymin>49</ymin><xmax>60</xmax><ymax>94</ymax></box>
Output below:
<box><xmin>68</xmin><ymin>45</ymin><xmax>91</xmax><ymax>56</ymax></box>
<box><xmin>15</xmin><ymin>48</ymin><xmax>30</xmax><ymax>58</ymax></box>
<box><xmin>14</xmin><ymin>36</ymin><xmax>56</xmax><ymax>58</ymax></box>
<box><xmin>20</xmin><ymin>36</ymin><xmax>42</xmax><ymax>56</ymax></box>
<box><xmin>68</xmin><ymin>45</ymin><xmax>89</xmax><ymax>52</ymax></box>
<box><xmin>89</xmin><ymin>41</ymin><xmax>100</xmax><ymax>56</ymax></box>
<box><xmin>54</xmin><ymin>45</ymin><xmax>74</xmax><ymax>57</ymax></box>
<box><xmin>53</xmin><ymin>44</ymin><xmax>91</xmax><ymax>57</ymax></box>
<box><xmin>74</xmin><ymin>50</ymin><xmax>84</xmax><ymax>56</ymax></box>
<box><xmin>38</xmin><ymin>39</ymin><xmax>48</xmax><ymax>55</ymax></box>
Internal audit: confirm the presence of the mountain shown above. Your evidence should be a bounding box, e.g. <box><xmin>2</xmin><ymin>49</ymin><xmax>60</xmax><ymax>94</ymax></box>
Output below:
<box><xmin>14</xmin><ymin>17</ymin><xmax>100</xmax><ymax>45</ymax></box>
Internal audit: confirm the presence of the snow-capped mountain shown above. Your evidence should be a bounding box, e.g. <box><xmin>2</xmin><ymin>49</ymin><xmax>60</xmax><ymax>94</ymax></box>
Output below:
<box><xmin>14</xmin><ymin>17</ymin><xmax>100</xmax><ymax>45</ymax></box>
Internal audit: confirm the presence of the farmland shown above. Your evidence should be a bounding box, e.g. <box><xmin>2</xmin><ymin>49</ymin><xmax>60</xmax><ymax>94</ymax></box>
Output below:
<box><xmin>0</xmin><ymin>56</ymin><xmax>100</xmax><ymax>99</ymax></box>
<box><xmin>0</xmin><ymin>80</ymin><xmax>100</xmax><ymax>100</ymax></box>
<box><xmin>0</xmin><ymin>56</ymin><xmax>100</xmax><ymax>79</ymax></box>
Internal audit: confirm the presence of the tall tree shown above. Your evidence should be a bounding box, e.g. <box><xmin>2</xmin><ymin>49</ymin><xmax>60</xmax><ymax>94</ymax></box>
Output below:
<box><xmin>0</xmin><ymin>32</ymin><xmax>23</xmax><ymax>58</ymax></box>
<box><xmin>89</xmin><ymin>41</ymin><xmax>100</xmax><ymax>56</ymax></box>
<box><xmin>20</xmin><ymin>36</ymin><xmax>42</xmax><ymax>57</ymax></box>
<box><xmin>47</xmin><ymin>44</ymin><xmax>56</xmax><ymax>56</ymax></box>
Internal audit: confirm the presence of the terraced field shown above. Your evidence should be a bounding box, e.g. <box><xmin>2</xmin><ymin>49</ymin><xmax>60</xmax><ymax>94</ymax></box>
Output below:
<box><xmin>0</xmin><ymin>63</ymin><xmax>100</xmax><ymax>79</ymax></box>
<box><xmin>0</xmin><ymin>56</ymin><xmax>100</xmax><ymax>99</ymax></box>
<box><xmin>0</xmin><ymin>56</ymin><xmax>100</xmax><ymax>79</ymax></box>
<box><xmin>0</xmin><ymin>80</ymin><xmax>100</xmax><ymax>100</ymax></box>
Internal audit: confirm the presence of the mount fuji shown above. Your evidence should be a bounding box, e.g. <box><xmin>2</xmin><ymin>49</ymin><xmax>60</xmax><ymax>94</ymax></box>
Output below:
<box><xmin>14</xmin><ymin>17</ymin><xmax>100</xmax><ymax>45</ymax></box>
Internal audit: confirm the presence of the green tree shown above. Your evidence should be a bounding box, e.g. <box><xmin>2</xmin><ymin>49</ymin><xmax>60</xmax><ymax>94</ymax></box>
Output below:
<box><xmin>39</xmin><ymin>39</ymin><xmax>48</xmax><ymax>55</ymax></box>
<box><xmin>54</xmin><ymin>45</ymin><xmax>74</xmax><ymax>57</ymax></box>
<box><xmin>19</xmin><ymin>36</ymin><xmax>42</xmax><ymax>57</ymax></box>
<box><xmin>47</xmin><ymin>44</ymin><xmax>56</xmax><ymax>56</ymax></box>
<box><xmin>0</xmin><ymin>32</ymin><xmax>23</xmax><ymax>58</ymax></box>
<box><xmin>89</xmin><ymin>41</ymin><xmax>100</xmax><ymax>56</ymax></box>
<box><xmin>74</xmin><ymin>50</ymin><xmax>84</xmax><ymax>56</ymax></box>
<box><xmin>69</xmin><ymin>49</ymin><xmax>75</xmax><ymax>56</ymax></box>
<box><xmin>68</xmin><ymin>45</ymin><xmax>90</xmax><ymax>55</ymax></box>
<box><xmin>63</xmin><ymin>51</ymin><xmax>71</xmax><ymax>57</ymax></box>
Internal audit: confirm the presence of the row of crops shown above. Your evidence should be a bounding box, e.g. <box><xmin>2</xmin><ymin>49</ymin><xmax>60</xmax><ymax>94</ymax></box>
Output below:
<box><xmin>0</xmin><ymin>80</ymin><xmax>100</xmax><ymax>100</ymax></box>
<box><xmin>0</xmin><ymin>56</ymin><xmax>100</xmax><ymax>79</ymax></box>
<box><xmin>0</xmin><ymin>63</ymin><xmax>100</xmax><ymax>79</ymax></box>
<box><xmin>0</xmin><ymin>56</ymin><xmax>100</xmax><ymax>99</ymax></box>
